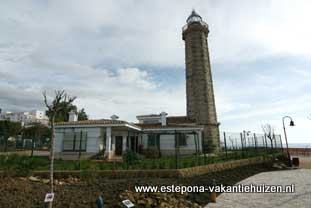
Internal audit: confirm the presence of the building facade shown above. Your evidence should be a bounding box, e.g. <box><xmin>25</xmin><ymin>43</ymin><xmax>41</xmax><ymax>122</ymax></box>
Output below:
<box><xmin>0</xmin><ymin>109</ymin><xmax>49</xmax><ymax>126</ymax></box>
<box><xmin>182</xmin><ymin>10</ymin><xmax>220</xmax><ymax>151</ymax></box>
<box><xmin>54</xmin><ymin>113</ymin><xmax>203</xmax><ymax>160</ymax></box>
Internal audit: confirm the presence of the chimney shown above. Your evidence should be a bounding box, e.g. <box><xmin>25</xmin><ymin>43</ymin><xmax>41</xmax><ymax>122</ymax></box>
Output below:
<box><xmin>68</xmin><ymin>110</ymin><xmax>77</xmax><ymax>122</ymax></box>
<box><xmin>160</xmin><ymin>112</ymin><xmax>167</xmax><ymax>126</ymax></box>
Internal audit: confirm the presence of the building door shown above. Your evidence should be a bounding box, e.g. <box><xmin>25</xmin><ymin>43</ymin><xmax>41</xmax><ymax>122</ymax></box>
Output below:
<box><xmin>130</xmin><ymin>136</ymin><xmax>138</xmax><ymax>152</ymax></box>
<box><xmin>115</xmin><ymin>136</ymin><xmax>123</xmax><ymax>156</ymax></box>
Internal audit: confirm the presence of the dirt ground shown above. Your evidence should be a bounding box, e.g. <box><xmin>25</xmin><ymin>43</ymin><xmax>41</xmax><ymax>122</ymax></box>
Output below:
<box><xmin>0</xmin><ymin>164</ymin><xmax>283</xmax><ymax>208</ymax></box>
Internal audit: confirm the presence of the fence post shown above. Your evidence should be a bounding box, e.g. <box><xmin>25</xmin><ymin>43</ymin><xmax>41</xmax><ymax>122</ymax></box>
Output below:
<box><xmin>202</xmin><ymin>132</ymin><xmax>207</xmax><ymax>165</ymax></box>
<box><xmin>31</xmin><ymin>137</ymin><xmax>35</xmax><ymax>157</ymax></box>
<box><xmin>193</xmin><ymin>132</ymin><xmax>197</xmax><ymax>166</ymax></box>
<box><xmin>264</xmin><ymin>134</ymin><xmax>268</xmax><ymax>155</ymax></box>
<box><xmin>78</xmin><ymin>131</ymin><xmax>83</xmax><ymax>169</ymax></box>
<box><xmin>3</xmin><ymin>121</ymin><xmax>8</xmax><ymax>152</ymax></box>
<box><xmin>174</xmin><ymin>131</ymin><xmax>179</xmax><ymax>169</ymax></box>
<box><xmin>223</xmin><ymin>132</ymin><xmax>228</xmax><ymax>160</ymax></box>
<box><xmin>240</xmin><ymin>133</ymin><xmax>244</xmax><ymax>158</ymax></box>
<box><xmin>254</xmin><ymin>133</ymin><xmax>257</xmax><ymax>152</ymax></box>
<box><xmin>195</xmin><ymin>132</ymin><xmax>199</xmax><ymax>165</ymax></box>
<box><xmin>174</xmin><ymin>132</ymin><xmax>177</xmax><ymax>169</ymax></box>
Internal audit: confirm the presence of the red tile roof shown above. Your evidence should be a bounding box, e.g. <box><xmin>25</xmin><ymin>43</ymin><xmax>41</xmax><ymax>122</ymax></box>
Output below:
<box><xmin>55</xmin><ymin>116</ymin><xmax>198</xmax><ymax>130</ymax></box>
<box><xmin>136</xmin><ymin>114</ymin><xmax>161</xmax><ymax>117</ymax></box>
<box><xmin>55</xmin><ymin>119</ymin><xmax>127</xmax><ymax>126</ymax></box>
<box><xmin>166</xmin><ymin>116</ymin><xmax>195</xmax><ymax>124</ymax></box>
<box><xmin>136</xmin><ymin>123</ymin><xmax>200</xmax><ymax>129</ymax></box>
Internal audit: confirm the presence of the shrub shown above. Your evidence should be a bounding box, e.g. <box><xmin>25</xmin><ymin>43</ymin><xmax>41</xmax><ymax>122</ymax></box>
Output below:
<box><xmin>150</xmin><ymin>159</ymin><xmax>158</xmax><ymax>169</ymax></box>
<box><xmin>142</xmin><ymin>148</ymin><xmax>161</xmax><ymax>159</ymax></box>
<box><xmin>274</xmin><ymin>152</ymin><xmax>286</xmax><ymax>160</ymax></box>
<box><xmin>159</xmin><ymin>161</ymin><xmax>166</xmax><ymax>169</ymax></box>
<box><xmin>79</xmin><ymin>161</ymin><xmax>100</xmax><ymax>183</ymax></box>
<box><xmin>182</xmin><ymin>160</ymin><xmax>190</xmax><ymax>168</ymax></box>
<box><xmin>122</xmin><ymin>150</ymin><xmax>141</xmax><ymax>166</ymax></box>
<box><xmin>90</xmin><ymin>151</ymin><xmax>107</xmax><ymax>160</ymax></box>
<box><xmin>140</xmin><ymin>161</ymin><xmax>148</xmax><ymax>169</ymax></box>
<box><xmin>0</xmin><ymin>154</ymin><xmax>49</xmax><ymax>176</ymax></box>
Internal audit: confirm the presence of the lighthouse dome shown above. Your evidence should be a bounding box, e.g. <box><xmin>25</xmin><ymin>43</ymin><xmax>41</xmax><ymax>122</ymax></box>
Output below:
<box><xmin>186</xmin><ymin>10</ymin><xmax>202</xmax><ymax>24</ymax></box>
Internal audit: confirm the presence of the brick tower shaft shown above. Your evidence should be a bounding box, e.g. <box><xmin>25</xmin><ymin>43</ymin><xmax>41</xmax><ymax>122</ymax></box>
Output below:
<box><xmin>182</xmin><ymin>10</ymin><xmax>220</xmax><ymax>151</ymax></box>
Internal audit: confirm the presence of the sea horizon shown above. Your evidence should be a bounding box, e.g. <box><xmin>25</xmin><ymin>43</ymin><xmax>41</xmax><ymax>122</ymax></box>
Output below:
<box><xmin>288</xmin><ymin>143</ymin><xmax>311</xmax><ymax>148</ymax></box>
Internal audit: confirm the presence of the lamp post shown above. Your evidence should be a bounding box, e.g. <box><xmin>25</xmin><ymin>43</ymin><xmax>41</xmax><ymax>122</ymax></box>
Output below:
<box><xmin>282</xmin><ymin>116</ymin><xmax>295</xmax><ymax>167</ymax></box>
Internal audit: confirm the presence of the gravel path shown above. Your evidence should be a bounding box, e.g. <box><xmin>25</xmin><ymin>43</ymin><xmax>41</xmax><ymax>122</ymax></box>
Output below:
<box><xmin>206</xmin><ymin>169</ymin><xmax>311</xmax><ymax>208</ymax></box>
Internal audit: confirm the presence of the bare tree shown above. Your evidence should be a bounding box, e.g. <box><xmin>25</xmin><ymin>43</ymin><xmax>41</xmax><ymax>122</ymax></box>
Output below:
<box><xmin>262</xmin><ymin>124</ymin><xmax>275</xmax><ymax>149</ymax></box>
<box><xmin>43</xmin><ymin>90</ymin><xmax>76</xmax><ymax>208</ymax></box>
<box><xmin>228</xmin><ymin>137</ymin><xmax>235</xmax><ymax>150</ymax></box>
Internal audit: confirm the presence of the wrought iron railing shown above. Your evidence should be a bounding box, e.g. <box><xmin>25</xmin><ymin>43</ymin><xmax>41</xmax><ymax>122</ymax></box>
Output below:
<box><xmin>182</xmin><ymin>20</ymin><xmax>209</xmax><ymax>32</ymax></box>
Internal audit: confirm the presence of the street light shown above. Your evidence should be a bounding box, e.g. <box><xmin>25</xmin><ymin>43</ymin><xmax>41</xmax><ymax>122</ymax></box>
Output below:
<box><xmin>282</xmin><ymin>116</ymin><xmax>295</xmax><ymax>167</ymax></box>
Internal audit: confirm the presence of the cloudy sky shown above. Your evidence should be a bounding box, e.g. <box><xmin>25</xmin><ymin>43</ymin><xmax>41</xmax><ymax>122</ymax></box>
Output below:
<box><xmin>0</xmin><ymin>0</ymin><xmax>310</xmax><ymax>143</ymax></box>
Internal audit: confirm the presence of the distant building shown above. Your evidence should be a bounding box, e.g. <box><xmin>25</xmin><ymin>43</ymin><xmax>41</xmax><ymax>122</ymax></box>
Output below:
<box><xmin>0</xmin><ymin>109</ymin><xmax>49</xmax><ymax>126</ymax></box>
<box><xmin>0</xmin><ymin>109</ymin><xmax>6</xmax><ymax>120</ymax></box>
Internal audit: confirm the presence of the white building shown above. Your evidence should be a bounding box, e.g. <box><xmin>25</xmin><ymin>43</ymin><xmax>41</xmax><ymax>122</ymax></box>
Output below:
<box><xmin>0</xmin><ymin>110</ymin><xmax>49</xmax><ymax>126</ymax></box>
<box><xmin>0</xmin><ymin>109</ymin><xmax>6</xmax><ymax>120</ymax></box>
<box><xmin>54</xmin><ymin>112</ymin><xmax>203</xmax><ymax>160</ymax></box>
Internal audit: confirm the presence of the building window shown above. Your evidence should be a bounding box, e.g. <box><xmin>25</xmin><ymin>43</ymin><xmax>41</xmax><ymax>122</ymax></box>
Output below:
<box><xmin>63</xmin><ymin>131</ymin><xmax>87</xmax><ymax>152</ymax></box>
<box><xmin>148</xmin><ymin>134</ymin><xmax>160</xmax><ymax>147</ymax></box>
<box><xmin>178</xmin><ymin>134</ymin><xmax>187</xmax><ymax>146</ymax></box>
<box><xmin>63</xmin><ymin>132</ymin><xmax>75</xmax><ymax>151</ymax></box>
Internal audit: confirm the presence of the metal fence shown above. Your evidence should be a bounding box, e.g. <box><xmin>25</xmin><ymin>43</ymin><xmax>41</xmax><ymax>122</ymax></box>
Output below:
<box><xmin>126</xmin><ymin>131</ymin><xmax>284</xmax><ymax>169</ymax></box>
<box><xmin>221</xmin><ymin>132</ymin><xmax>283</xmax><ymax>151</ymax></box>
<box><xmin>0</xmin><ymin>129</ymin><xmax>284</xmax><ymax>170</ymax></box>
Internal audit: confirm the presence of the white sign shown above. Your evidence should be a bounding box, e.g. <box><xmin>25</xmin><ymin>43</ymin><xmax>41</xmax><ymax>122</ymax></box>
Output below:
<box><xmin>44</xmin><ymin>193</ymin><xmax>54</xmax><ymax>203</ymax></box>
<box><xmin>122</xmin><ymin>199</ymin><xmax>134</xmax><ymax>208</ymax></box>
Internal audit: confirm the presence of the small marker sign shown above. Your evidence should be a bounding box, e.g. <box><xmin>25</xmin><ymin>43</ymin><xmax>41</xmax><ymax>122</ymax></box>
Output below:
<box><xmin>44</xmin><ymin>193</ymin><xmax>54</xmax><ymax>203</ymax></box>
<box><xmin>122</xmin><ymin>199</ymin><xmax>134</xmax><ymax>208</ymax></box>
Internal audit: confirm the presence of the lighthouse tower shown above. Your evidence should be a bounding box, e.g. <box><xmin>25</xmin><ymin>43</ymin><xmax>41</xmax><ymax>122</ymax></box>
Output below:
<box><xmin>182</xmin><ymin>10</ymin><xmax>220</xmax><ymax>151</ymax></box>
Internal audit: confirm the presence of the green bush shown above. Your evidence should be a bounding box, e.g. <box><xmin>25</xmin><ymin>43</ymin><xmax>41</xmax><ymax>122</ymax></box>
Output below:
<box><xmin>142</xmin><ymin>148</ymin><xmax>161</xmax><ymax>159</ymax></box>
<box><xmin>0</xmin><ymin>154</ymin><xmax>49</xmax><ymax>176</ymax></box>
<box><xmin>122</xmin><ymin>150</ymin><xmax>141</xmax><ymax>166</ymax></box>
<box><xmin>150</xmin><ymin>159</ymin><xmax>158</xmax><ymax>169</ymax></box>
<box><xmin>159</xmin><ymin>160</ymin><xmax>166</xmax><ymax>169</ymax></box>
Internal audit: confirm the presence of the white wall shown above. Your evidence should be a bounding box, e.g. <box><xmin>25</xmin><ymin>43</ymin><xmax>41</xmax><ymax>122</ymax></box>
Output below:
<box><xmin>54</xmin><ymin>127</ymin><xmax>202</xmax><ymax>157</ymax></box>
<box><xmin>54</xmin><ymin>130</ymin><xmax>64</xmax><ymax>153</ymax></box>
<box><xmin>141</xmin><ymin>131</ymin><xmax>202</xmax><ymax>154</ymax></box>
<box><xmin>54</xmin><ymin>127</ymin><xmax>102</xmax><ymax>153</ymax></box>
<box><xmin>54</xmin><ymin>127</ymin><xmax>132</xmax><ymax>154</ymax></box>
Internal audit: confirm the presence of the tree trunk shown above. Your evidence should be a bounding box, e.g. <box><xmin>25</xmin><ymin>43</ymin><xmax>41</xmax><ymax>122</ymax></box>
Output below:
<box><xmin>49</xmin><ymin>116</ymin><xmax>55</xmax><ymax>208</ymax></box>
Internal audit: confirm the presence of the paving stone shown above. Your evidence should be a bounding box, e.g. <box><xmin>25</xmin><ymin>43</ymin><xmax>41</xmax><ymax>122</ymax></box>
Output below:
<box><xmin>205</xmin><ymin>169</ymin><xmax>311</xmax><ymax>208</ymax></box>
